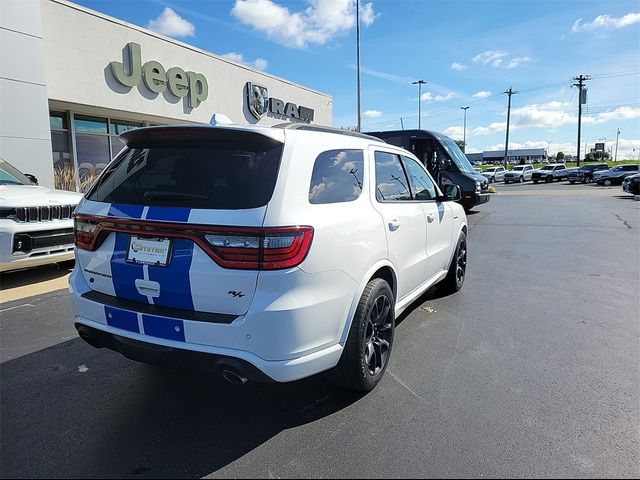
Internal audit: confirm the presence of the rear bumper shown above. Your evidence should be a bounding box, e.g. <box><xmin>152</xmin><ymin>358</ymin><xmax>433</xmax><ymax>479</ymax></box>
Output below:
<box><xmin>69</xmin><ymin>264</ymin><xmax>354</xmax><ymax>382</ymax></box>
<box><xmin>74</xmin><ymin>317</ymin><xmax>343</xmax><ymax>383</ymax></box>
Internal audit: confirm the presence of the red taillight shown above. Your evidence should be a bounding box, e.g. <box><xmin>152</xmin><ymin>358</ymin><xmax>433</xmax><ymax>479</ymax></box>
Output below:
<box><xmin>204</xmin><ymin>227</ymin><xmax>314</xmax><ymax>270</ymax></box>
<box><xmin>74</xmin><ymin>216</ymin><xmax>101</xmax><ymax>250</ymax></box>
<box><xmin>73</xmin><ymin>214</ymin><xmax>313</xmax><ymax>271</ymax></box>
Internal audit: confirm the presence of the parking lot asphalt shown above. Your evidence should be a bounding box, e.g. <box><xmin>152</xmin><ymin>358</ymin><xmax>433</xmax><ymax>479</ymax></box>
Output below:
<box><xmin>1</xmin><ymin>182</ymin><xmax>638</xmax><ymax>478</ymax></box>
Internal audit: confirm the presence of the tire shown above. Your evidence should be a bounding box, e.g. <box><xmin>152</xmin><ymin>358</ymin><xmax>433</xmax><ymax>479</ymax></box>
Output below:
<box><xmin>328</xmin><ymin>278</ymin><xmax>395</xmax><ymax>392</ymax></box>
<box><xmin>603</xmin><ymin>179</ymin><xmax>612</xmax><ymax>186</ymax></box>
<box><xmin>581</xmin><ymin>178</ymin><xmax>587</xmax><ymax>184</ymax></box>
<box><xmin>533</xmin><ymin>180</ymin><xmax>538</xmax><ymax>184</ymax></box>
<box><xmin>504</xmin><ymin>180</ymin><xmax>509</xmax><ymax>184</ymax></box>
<box><xmin>519</xmin><ymin>176</ymin><xmax>524</xmax><ymax>183</ymax></box>
<box><xmin>439</xmin><ymin>231</ymin><xmax>467</xmax><ymax>295</ymax></box>
<box><xmin>545</xmin><ymin>175</ymin><xmax>553</xmax><ymax>183</ymax></box>
<box><xmin>490</xmin><ymin>176</ymin><xmax>495</xmax><ymax>183</ymax></box>
<box><xmin>569</xmin><ymin>180</ymin><xmax>575</xmax><ymax>184</ymax></box>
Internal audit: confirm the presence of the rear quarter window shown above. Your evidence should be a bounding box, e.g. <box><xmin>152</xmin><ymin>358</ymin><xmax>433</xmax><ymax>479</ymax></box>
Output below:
<box><xmin>308</xmin><ymin>149</ymin><xmax>364</xmax><ymax>204</ymax></box>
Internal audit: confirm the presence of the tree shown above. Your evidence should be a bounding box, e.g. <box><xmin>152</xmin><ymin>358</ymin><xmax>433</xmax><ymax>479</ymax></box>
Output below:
<box><xmin>556</xmin><ymin>151</ymin><xmax>565</xmax><ymax>160</ymax></box>
<box><xmin>455</xmin><ymin>140</ymin><xmax>465</xmax><ymax>151</ymax></box>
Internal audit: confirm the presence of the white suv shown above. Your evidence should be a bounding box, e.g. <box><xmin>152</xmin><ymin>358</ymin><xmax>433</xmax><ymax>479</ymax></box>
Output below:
<box><xmin>1</xmin><ymin>159</ymin><xmax>81</xmax><ymax>272</ymax></box>
<box><xmin>70</xmin><ymin>123</ymin><xmax>467</xmax><ymax>391</ymax></box>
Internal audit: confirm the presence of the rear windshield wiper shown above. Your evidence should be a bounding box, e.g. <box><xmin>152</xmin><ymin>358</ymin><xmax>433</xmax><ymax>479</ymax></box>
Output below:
<box><xmin>143</xmin><ymin>191</ymin><xmax>209</xmax><ymax>200</ymax></box>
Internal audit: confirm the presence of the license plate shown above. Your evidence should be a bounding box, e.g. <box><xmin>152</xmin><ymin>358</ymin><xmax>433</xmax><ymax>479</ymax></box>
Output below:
<box><xmin>126</xmin><ymin>236</ymin><xmax>172</xmax><ymax>266</ymax></box>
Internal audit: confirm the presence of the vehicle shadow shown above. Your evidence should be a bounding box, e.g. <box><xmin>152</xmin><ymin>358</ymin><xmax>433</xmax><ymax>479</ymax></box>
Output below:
<box><xmin>0</xmin><ymin>262</ymin><xmax>73</xmax><ymax>290</ymax></box>
<box><xmin>0</xmin><ymin>338</ymin><xmax>364</xmax><ymax>478</ymax></box>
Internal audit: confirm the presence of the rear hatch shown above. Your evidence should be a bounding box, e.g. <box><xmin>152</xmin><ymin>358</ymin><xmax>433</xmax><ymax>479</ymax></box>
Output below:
<box><xmin>74</xmin><ymin>126</ymin><xmax>285</xmax><ymax>316</ymax></box>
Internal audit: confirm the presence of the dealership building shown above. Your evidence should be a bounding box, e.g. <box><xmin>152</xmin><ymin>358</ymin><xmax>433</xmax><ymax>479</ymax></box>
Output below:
<box><xmin>1</xmin><ymin>0</ymin><xmax>333</xmax><ymax>189</ymax></box>
<box><xmin>466</xmin><ymin>148</ymin><xmax>547</xmax><ymax>165</ymax></box>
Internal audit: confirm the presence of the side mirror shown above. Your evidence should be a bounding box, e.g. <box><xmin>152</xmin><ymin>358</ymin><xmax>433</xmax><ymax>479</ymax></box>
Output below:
<box><xmin>441</xmin><ymin>184</ymin><xmax>461</xmax><ymax>202</ymax></box>
<box><xmin>25</xmin><ymin>174</ymin><xmax>38</xmax><ymax>185</ymax></box>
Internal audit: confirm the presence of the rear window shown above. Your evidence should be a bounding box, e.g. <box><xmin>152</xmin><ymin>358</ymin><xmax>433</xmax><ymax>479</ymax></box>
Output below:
<box><xmin>87</xmin><ymin>130</ymin><xmax>283</xmax><ymax>210</ymax></box>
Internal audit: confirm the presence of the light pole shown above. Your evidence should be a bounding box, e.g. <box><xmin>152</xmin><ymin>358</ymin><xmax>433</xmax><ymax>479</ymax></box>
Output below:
<box><xmin>413</xmin><ymin>80</ymin><xmax>426</xmax><ymax>129</ymax></box>
<box><xmin>614</xmin><ymin>128</ymin><xmax>621</xmax><ymax>162</ymax></box>
<box><xmin>460</xmin><ymin>106</ymin><xmax>469</xmax><ymax>153</ymax></box>
<box><xmin>356</xmin><ymin>0</ymin><xmax>361</xmax><ymax>132</ymax></box>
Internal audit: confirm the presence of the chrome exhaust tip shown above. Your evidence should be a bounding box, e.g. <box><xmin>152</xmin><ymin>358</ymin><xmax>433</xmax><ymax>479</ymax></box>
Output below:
<box><xmin>222</xmin><ymin>369</ymin><xmax>248</xmax><ymax>385</ymax></box>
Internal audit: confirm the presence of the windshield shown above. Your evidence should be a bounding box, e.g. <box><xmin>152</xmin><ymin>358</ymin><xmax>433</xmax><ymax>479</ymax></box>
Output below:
<box><xmin>484</xmin><ymin>167</ymin><xmax>496</xmax><ymax>172</ymax></box>
<box><xmin>0</xmin><ymin>160</ymin><xmax>34</xmax><ymax>186</ymax></box>
<box><xmin>541</xmin><ymin>166</ymin><xmax>555</xmax><ymax>170</ymax></box>
<box><xmin>438</xmin><ymin>136</ymin><xmax>476</xmax><ymax>174</ymax></box>
<box><xmin>512</xmin><ymin>166</ymin><xmax>524</xmax><ymax>171</ymax></box>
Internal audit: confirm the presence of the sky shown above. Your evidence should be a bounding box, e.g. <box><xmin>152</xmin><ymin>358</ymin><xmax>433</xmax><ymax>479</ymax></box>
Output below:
<box><xmin>74</xmin><ymin>0</ymin><xmax>640</xmax><ymax>159</ymax></box>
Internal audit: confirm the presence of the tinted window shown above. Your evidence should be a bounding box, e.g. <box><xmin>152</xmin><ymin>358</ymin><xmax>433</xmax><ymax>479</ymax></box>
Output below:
<box><xmin>623</xmin><ymin>165</ymin><xmax>639</xmax><ymax>171</ymax></box>
<box><xmin>402</xmin><ymin>156</ymin><xmax>436</xmax><ymax>200</ymax></box>
<box><xmin>309</xmin><ymin>149</ymin><xmax>364</xmax><ymax>204</ymax></box>
<box><xmin>375</xmin><ymin>152</ymin><xmax>411</xmax><ymax>201</ymax></box>
<box><xmin>88</xmin><ymin>131</ymin><xmax>283</xmax><ymax>210</ymax></box>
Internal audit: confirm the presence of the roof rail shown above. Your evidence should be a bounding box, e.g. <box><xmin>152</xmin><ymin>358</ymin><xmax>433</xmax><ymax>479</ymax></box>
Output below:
<box><xmin>272</xmin><ymin>123</ymin><xmax>385</xmax><ymax>142</ymax></box>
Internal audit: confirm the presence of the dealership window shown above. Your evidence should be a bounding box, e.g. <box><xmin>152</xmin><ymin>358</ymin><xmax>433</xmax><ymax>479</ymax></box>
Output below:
<box><xmin>50</xmin><ymin>112</ymin><xmax>73</xmax><ymax>190</ymax></box>
<box><xmin>73</xmin><ymin>115</ymin><xmax>143</xmax><ymax>191</ymax></box>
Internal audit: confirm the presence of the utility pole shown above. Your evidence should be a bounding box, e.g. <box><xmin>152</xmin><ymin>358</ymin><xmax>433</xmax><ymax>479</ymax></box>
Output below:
<box><xmin>503</xmin><ymin>87</ymin><xmax>518</xmax><ymax>169</ymax></box>
<box><xmin>614</xmin><ymin>128</ymin><xmax>621</xmax><ymax>162</ymax></box>
<box><xmin>460</xmin><ymin>106</ymin><xmax>469</xmax><ymax>153</ymax></box>
<box><xmin>573</xmin><ymin>74</ymin><xmax>590</xmax><ymax>167</ymax></box>
<box><xmin>413</xmin><ymin>80</ymin><xmax>426</xmax><ymax>129</ymax></box>
<box><xmin>356</xmin><ymin>0</ymin><xmax>361</xmax><ymax>132</ymax></box>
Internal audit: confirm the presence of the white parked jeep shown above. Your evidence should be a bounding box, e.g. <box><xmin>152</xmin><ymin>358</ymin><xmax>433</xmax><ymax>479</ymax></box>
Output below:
<box><xmin>70</xmin><ymin>123</ymin><xmax>468</xmax><ymax>391</ymax></box>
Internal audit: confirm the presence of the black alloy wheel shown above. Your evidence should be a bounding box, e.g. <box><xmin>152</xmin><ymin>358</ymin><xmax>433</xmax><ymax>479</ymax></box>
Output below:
<box><xmin>603</xmin><ymin>178</ymin><xmax>612</xmax><ymax>186</ymax></box>
<box><xmin>440</xmin><ymin>231</ymin><xmax>467</xmax><ymax>294</ymax></box>
<box><xmin>329</xmin><ymin>278</ymin><xmax>395</xmax><ymax>391</ymax></box>
<box><xmin>546</xmin><ymin>175</ymin><xmax>553</xmax><ymax>183</ymax></box>
<box><xmin>363</xmin><ymin>295</ymin><xmax>393</xmax><ymax>377</ymax></box>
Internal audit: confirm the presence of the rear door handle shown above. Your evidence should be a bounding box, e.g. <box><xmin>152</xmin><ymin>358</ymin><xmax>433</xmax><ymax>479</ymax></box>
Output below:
<box><xmin>135</xmin><ymin>279</ymin><xmax>160</xmax><ymax>298</ymax></box>
<box><xmin>388</xmin><ymin>220</ymin><xmax>400</xmax><ymax>231</ymax></box>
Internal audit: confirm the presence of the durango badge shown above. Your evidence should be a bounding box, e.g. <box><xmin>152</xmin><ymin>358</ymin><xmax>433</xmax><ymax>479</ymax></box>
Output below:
<box><xmin>247</xmin><ymin>82</ymin><xmax>269</xmax><ymax>119</ymax></box>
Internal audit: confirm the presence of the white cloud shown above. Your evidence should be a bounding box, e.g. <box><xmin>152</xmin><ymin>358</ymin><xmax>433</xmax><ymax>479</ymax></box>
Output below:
<box><xmin>584</xmin><ymin>106</ymin><xmax>640</xmax><ymax>124</ymax></box>
<box><xmin>473</xmin><ymin>90</ymin><xmax>492</xmax><ymax>99</ymax></box>
<box><xmin>472</xmin><ymin>50</ymin><xmax>533</xmax><ymax>69</ymax></box>
<box><xmin>472</xmin><ymin>50</ymin><xmax>508</xmax><ymax>67</ymax></box>
<box><xmin>220</xmin><ymin>52</ymin><xmax>268</xmax><ymax>71</ymax></box>
<box><xmin>506</xmin><ymin>56</ymin><xmax>532</xmax><ymax>69</ymax></box>
<box><xmin>444</xmin><ymin>126</ymin><xmax>464</xmax><ymax>139</ymax></box>
<box><xmin>472</xmin><ymin>122</ymin><xmax>507</xmax><ymax>136</ymax></box>
<box><xmin>421</xmin><ymin>91</ymin><xmax>454</xmax><ymax>103</ymax></box>
<box><xmin>231</xmin><ymin>0</ymin><xmax>377</xmax><ymax>48</ymax></box>
<box><xmin>572</xmin><ymin>12</ymin><xmax>640</xmax><ymax>32</ymax></box>
<box><xmin>363</xmin><ymin>109</ymin><xmax>383</xmax><ymax>118</ymax></box>
<box><xmin>147</xmin><ymin>7</ymin><xmax>195</xmax><ymax>37</ymax></box>
<box><xmin>451</xmin><ymin>62</ymin><xmax>468</xmax><ymax>71</ymax></box>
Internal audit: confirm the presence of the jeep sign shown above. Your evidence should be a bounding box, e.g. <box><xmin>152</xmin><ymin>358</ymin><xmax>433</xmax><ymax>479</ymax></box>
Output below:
<box><xmin>110</xmin><ymin>43</ymin><xmax>208</xmax><ymax>108</ymax></box>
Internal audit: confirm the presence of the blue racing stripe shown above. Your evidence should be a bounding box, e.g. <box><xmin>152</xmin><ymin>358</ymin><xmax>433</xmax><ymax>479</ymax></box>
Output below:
<box><xmin>148</xmin><ymin>239</ymin><xmax>195</xmax><ymax>310</ymax></box>
<box><xmin>145</xmin><ymin>206</ymin><xmax>191</xmax><ymax>222</ymax></box>
<box><xmin>105</xmin><ymin>306</ymin><xmax>139</xmax><ymax>333</ymax></box>
<box><xmin>142</xmin><ymin>314</ymin><xmax>185</xmax><ymax>342</ymax></box>
<box><xmin>108</xmin><ymin>204</ymin><xmax>144</xmax><ymax>219</ymax></box>
<box><xmin>110</xmin><ymin>232</ymin><xmax>147</xmax><ymax>303</ymax></box>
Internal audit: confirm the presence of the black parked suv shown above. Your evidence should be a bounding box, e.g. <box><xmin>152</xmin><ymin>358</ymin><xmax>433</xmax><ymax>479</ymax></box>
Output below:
<box><xmin>622</xmin><ymin>173</ymin><xmax>640</xmax><ymax>195</ymax></box>
<box><xmin>593</xmin><ymin>164</ymin><xmax>640</xmax><ymax>186</ymax></box>
<box><xmin>567</xmin><ymin>163</ymin><xmax>608</xmax><ymax>184</ymax></box>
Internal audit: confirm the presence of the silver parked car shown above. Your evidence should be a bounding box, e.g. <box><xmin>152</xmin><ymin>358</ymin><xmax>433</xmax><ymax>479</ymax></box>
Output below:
<box><xmin>504</xmin><ymin>165</ymin><xmax>534</xmax><ymax>183</ymax></box>
<box><xmin>481</xmin><ymin>166</ymin><xmax>506</xmax><ymax>183</ymax></box>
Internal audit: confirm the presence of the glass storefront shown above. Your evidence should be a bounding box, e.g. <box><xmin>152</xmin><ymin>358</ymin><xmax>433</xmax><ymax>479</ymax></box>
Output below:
<box><xmin>49</xmin><ymin>112</ymin><xmax>144</xmax><ymax>191</ymax></box>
